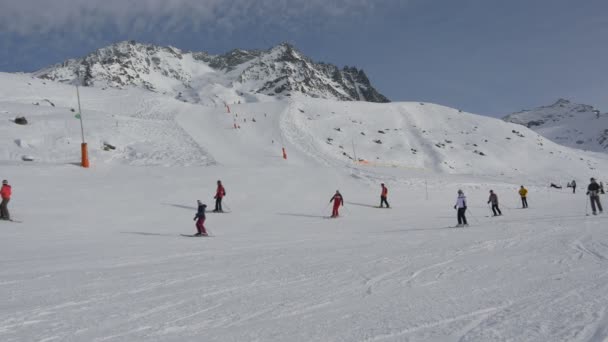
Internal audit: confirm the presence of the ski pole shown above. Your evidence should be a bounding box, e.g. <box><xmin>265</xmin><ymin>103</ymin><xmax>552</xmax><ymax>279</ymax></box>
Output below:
<box><xmin>467</xmin><ymin>208</ymin><xmax>480</xmax><ymax>223</ymax></box>
<box><xmin>585</xmin><ymin>197</ymin><xmax>589</xmax><ymax>216</ymax></box>
<box><xmin>321</xmin><ymin>201</ymin><xmax>331</xmax><ymax>216</ymax></box>
<box><xmin>343</xmin><ymin>205</ymin><xmax>353</xmax><ymax>216</ymax></box>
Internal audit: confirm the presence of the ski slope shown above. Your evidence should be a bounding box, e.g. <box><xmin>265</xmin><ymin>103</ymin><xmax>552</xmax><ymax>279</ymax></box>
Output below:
<box><xmin>2</xmin><ymin>72</ymin><xmax>608</xmax><ymax>341</ymax></box>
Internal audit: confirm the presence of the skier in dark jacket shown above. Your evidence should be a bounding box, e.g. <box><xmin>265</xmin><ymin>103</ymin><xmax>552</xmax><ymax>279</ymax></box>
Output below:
<box><xmin>488</xmin><ymin>190</ymin><xmax>502</xmax><ymax>216</ymax></box>
<box><xmin>193</xmin><ymin>200</ymin><xmax>208</xmax><ymax>236</ymax></box>
<box><xmin>587</xmin><ymin>178</ymin><xmax>603</xmax><ymax>215</ymax></box>
<box><xmin>0</xmin><ymin>180</ymin><xmax>11</xmax><ymax>221</ymax></box>
<box><xmin>330</xmin><ymin>190</ymin><xmax>344</xmax><ymax>218</ymax></box>
<box><xmin>571</xmin><ymin>180</ymin><xmax>576</xmax><ymax>194</ymax></box>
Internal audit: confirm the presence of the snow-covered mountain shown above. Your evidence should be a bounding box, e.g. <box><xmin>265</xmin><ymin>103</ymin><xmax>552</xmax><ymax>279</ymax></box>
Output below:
<box><xmin>34</xmin><ymin>41</ymin><xmax>389</xmax><ymax>105</ymax></box>
<box><xmin>504</xmin><ymin>99</ymin><xmax>608</xmax><ymax>152</ymax></box>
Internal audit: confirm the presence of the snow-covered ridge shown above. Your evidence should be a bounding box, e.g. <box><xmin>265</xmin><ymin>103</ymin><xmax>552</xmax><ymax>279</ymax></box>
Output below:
<box><xmin>2</xmin><ymin>72</ymin><xmax>607</xmax><ymax>182</ymax></box>
<box><xmin>504</xmin><ymin>98</ymin><xmax>608</xmax><ymax>152</ymax></box>
<box><xmin>34</xmin><ymin>41</ymin><xmax>389</xmax><ymax>105</ymax></box>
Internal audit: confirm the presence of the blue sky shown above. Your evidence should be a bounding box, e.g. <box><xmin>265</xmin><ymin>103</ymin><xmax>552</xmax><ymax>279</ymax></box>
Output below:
<box><xmin>0</xmin><ymin>0</ymin><xmax>606</xmax><ymax>116</ymax></box>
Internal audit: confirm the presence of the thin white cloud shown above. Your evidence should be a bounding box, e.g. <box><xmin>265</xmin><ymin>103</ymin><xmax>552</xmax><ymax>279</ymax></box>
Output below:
<box><xmin>0</xmin><ymin>0</ymin><xmax>384</xmax><ymax>35</ymax></box>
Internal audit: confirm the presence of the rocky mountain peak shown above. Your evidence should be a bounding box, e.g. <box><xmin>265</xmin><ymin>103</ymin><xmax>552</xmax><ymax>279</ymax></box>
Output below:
<box><xmin>34</xmin><ymin>41</ymin><xmax>389</xmax><ymax>104</ymax></box>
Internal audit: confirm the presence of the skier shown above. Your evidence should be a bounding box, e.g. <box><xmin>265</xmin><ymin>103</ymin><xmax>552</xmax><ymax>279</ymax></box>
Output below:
<box><xmin>454</xmin><ymin>189</ymin><xmax>468</xmax><ymax>227</ymax></box>
<box><xmin>329</xmin><ymin>190</ymin><xmax>344</xmax><ymax>218</ymax></box>
<box><xmin>519</xmin><ymin>185</ymin><xmax>528</xmax><ymax>208</ymax></box>
<box><xmin>571</xmin><ymin>180</ymin><xmax>576</xmax><ymax>194</ymax></box>
<box><xmin>587</xmin><ymin>178</ymin><xmax>603</xmax><ymax>215</ymax></box>
<box><xmin>213</xmin><ymin>180</ymin><xmax>226</xmax><ymax>213</ymax></box>
<box><xmin>488</xmin><ymin>190</ymin><xmax>502</xmax><ymax>216</ymax></box>
<box><xmin>550</xmin><ymin>183</ymin><xmax>562</xmax><ymax>189</ymax></box>
<box><xmin>0</xmin><ymin>180</ymin><xmax>10</xmax><ymax>221</ymax></box>
<box><xmin>192</xmin><ymin>200</ymin><xmax>208</xmax><ymax>236</ymax></box>
<box><xmin>380</xmin><ymin>183</ymin><xmax>390</xmax><ymax>208</ymax></box>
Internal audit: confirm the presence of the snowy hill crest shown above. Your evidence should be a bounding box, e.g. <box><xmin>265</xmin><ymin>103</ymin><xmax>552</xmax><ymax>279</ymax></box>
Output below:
<box><xmin>34</xmin><ymin>41</ymin><xmax>389</xmax><ymax>104</ymax></box>
<box><xmin>504</xmin><ymin>99</ymin><xmax>608</xmax><ymax>152</ymax></box>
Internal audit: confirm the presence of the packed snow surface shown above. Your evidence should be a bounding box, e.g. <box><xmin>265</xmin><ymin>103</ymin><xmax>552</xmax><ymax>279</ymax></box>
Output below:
<box><xmin>2</xmin><ymin>72</ymin><xmax>608</xmax><ymax>341</ymax></box>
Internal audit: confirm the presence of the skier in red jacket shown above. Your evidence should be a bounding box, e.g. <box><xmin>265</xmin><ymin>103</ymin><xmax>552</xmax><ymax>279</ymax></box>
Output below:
<box><xmin>330</xmin><ymin>190</ymin><xmax>344</xmax><ymax>218</ymax></box>
<box><xmin>0</xmin><ymin>180</ymin><xmax>11</xmax><ymax>221</ymax></box>
<box><xmin>380</xmin><ymin>183</ymin><xmax>390</xmax><ymax>208</ymax></box>
<box><xmin>213</xmin><ymin>180</ymin><xmax>226</xmax><ymax>212</ymax></box>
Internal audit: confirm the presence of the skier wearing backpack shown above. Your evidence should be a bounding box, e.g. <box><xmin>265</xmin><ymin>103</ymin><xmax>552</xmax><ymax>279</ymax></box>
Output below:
<box><xmin>487</xmin><ymin>190</ymin><xmax>502</xmax><ymax>216</ymax></box>
<box><xmin>213</xmin><ymin>180</ymin><xmax>226</xmax><ymax>213</ymax></box>
<box><xmin>330</xmin><ymin>190</ymin><xmax>344</xmax><ymax>218</ymax></box>
<box><xmin>519</xmin><ymin>185</ymin><xmax>528</xmax><ymax>208</ymax></box>
<box><xmin>587</xmin><ymin>178</ymin><xmax>603</xmax><ymax>215</ymax></box>
<box><xmin>380</xmin><ymin>183</ymin><xmax>390</xmax><ymax>208</ymax></box>
<box><xmin>193</xmin><ymin>200</ymin><xmax>208</xmax><ymax>236</ymax></box>
<box><xmin>0</xmin><ymin>180</ymin><xmax>11</xmax><ymax>221</ymax></box>
<box><xmin>454</xmin><ymin>189</ymin><xmax>468</xmax><ymax>227</ymax></box>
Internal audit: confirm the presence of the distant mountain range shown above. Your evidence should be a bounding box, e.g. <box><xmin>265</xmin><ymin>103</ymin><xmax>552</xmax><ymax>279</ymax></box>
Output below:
<box><xmin>504</xmin><ymin>99</ymin><xmax>608</xmax><ymax>152</ymax></box>
<box><xmin>34</xmin><ymin>41</ymin><xmax>389</xmax><ymax>105</ymax></box>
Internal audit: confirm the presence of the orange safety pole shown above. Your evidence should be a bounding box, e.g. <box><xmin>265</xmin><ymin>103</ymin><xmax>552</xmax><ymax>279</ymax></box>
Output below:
<box><xmin>282</xmin><ymin>147</ymin><xmax>287</xmax><ymax>160</ymax></box>
<box><xmin>81</xmin><ymin>143</ymin><xmax>89</xmax><ymax>168</ymax></box>
<box><xmin>76</xmin><ymin>85</ymin><xmax>89</xmax><ymax>168</ymax></box>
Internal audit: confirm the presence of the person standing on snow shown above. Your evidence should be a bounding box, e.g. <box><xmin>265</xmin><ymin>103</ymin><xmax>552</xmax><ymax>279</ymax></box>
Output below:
<box><xmin>380</xmin><ymin>183</ymin><xmax>390</xmax><ymax>208</ymax></box>
<box><xmin>488</xmin><ymin>190</ymin><xmax>502</xmax><ymax>216</ymax></box>
<box><xmin>519</xmin><ymin>185</ymin><xmax>528</xmax><ymax>208</ymax></box>
<box><xmin>454</xmin><ymin>189</ymin><xmax>468</xmax><ymax>227</ymax></box>
<box><xmin>0</xmin><ymin>180</ymin><xmax>11</xmax><ymax>221</ymax></box>
<box><xmin>213</xmin><ymin>180</ymin><xmax>226</xmax><ymax>213</ymax></box>
<box><xmin>571</xmin><ymin>180</ymin><xmax>576</xmax><ymax>194</ymax></box>
<box><xmin>587</xmin><ymin>178</ymin><xmax>603</xmax><ymax>215</ymax></box>
<box><xmin>193</xmin><ymin>200</ymin><xmax>208</xmax><ymax>236</ymax></box>
<box><xmin>330</xmin><ymin>190</ymin><xmax>344</xmax><ymax>218</ymax></box>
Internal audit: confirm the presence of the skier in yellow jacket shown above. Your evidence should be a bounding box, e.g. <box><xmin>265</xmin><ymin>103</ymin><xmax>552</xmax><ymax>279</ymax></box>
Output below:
<box><xmin>519</xmin><ymin>185</ymin><xmax>528</xmax><ymax>208</ymax></box>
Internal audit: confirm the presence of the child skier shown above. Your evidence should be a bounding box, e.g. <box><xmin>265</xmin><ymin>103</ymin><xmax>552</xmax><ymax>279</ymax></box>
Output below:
<box><xmin>193</xmin><ymin>200</ymin><xmax>208</xmax><ymax>236</ymax></box>
<box><xmin>587</xmin><ymin>178</ymin><xmax>603</xmax><ymax>215</ymax></box>
<box><xmin>0</xmin><ymin>180</ymin><xmax>11</xmax><ymax>221</ymax></box>
<box><xmin>454</xmin><ymin>189</ymin><xmax>468</xmax><ymax>227</ymax></box>
<box><xmin>488</xmin><ymin>190</ymin><xmax>502</xmax><ymax>216</ymax></box>
<box><xmin>330</xmin><ymin>190</ymin><xmax>344</xmax><ymax>218</ymax></box>
<box><xmin>519</xmin><ymin>185</ymin><xmax>528</xmax><ymax>208</ymax></box>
